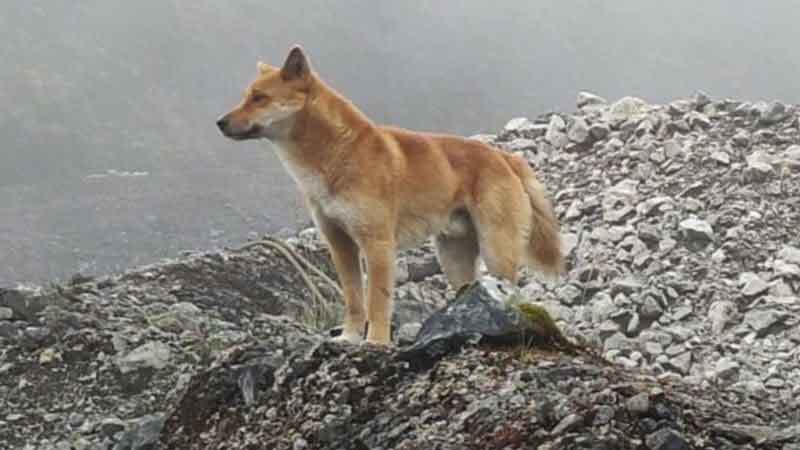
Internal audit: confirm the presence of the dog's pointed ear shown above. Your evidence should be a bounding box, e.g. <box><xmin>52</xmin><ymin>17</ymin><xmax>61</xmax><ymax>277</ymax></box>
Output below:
<box><xmin>281</xmin><ymin>45</ymin><xmax>311</xmax><ymax>81</ymax></box>
<box><xmin>257</xmin><ymin>61</ymin><xmax>276</xmax><ymax>74</ymax></box>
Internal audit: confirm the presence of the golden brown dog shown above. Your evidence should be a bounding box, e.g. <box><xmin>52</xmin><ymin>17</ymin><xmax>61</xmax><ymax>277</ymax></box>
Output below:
<box><xmin>217</xmin><ymin>45</ymin><xmax>563</xmax><ymax>345</ymax></box>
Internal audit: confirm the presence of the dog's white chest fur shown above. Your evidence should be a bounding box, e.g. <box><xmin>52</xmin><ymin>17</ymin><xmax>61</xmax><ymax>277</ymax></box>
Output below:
<box><xmin>270</xmin><ymin>141</ymin><xmax>358</xmax><ymax>224</ymax></box>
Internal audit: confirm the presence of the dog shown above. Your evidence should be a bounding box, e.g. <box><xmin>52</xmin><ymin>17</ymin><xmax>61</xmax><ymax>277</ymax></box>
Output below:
<box><xmin>217</xmin><ymin>45</ymin><xmax>563</xmax><ymax>345</ymax></box>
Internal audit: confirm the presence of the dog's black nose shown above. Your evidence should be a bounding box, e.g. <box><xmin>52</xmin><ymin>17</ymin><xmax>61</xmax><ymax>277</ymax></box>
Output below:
<box><xmin>216</xmin><ymin>117</ymin><xmax>229</xmax><ymax>131</ymax></box>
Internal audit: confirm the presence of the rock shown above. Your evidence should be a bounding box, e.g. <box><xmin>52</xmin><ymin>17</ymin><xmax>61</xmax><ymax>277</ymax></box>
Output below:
<box><xmin>712</xmin><ymin>357</ymin><xmax>740</xmax><ymax>380</ymax></box>
<box><xmin>757</xmin><ymin>101</ymin><xmax>788</xmax><ymax>125</ymax></box>
<box><xmin>626</xmin><ymin>392</ymin><xmax>651</xmax><ymax>415</ymax></box>
<box><xmin>784</xmin><ymin>145</ymin><xmax>800</xmax><ymax>168</ymax></box>
<box><xmin>777</xmin><ymin>245</ymin><xmax>800</xmax><ymax>265</ymax></box>
<box><xmin>0</xmin><ymin>286</ymin><xmax>47</xmax><ymax>321</ymax></box>
<box><xmin>98</xmin><ymin>417</ymin><xmax>126</xmax><ymax>438</ymax></box>
<box><xmin>567</xmin><ymin>117</ymin><xmax>590</xmax><ymax>143</ymax></box>
<box><xmin>640</xmin><ymin>297</ymin><xmax>663</xmax><ymax>321</ymax></box>
<box><xmin>589</xmin><ymin>122</ymin><xmax>611</xmax><ymax>140</ymax></box>
<box><xmin>666</xmin><ymin>352</ymin><xmax>692</xmax><ymax>375</ymax></box>
<box><xmin>744</xmin><ymin>160</ymin><xmax>773</xmax><ymax>183</ymax></box>
<box><xmin>741</xmin><ymin>274</ymin><xmax>770</xmax><ymax>297</ymax></box>
<box><xmin>404</xmin><ymin>252</ymin><xmax>440</xmax><ymax>282</ymax></box>
<box><xmin>0</xmin><ymin>307</ymin><xmax>12</xmax><ymax>321</ymax></box>
<box><xmin>577</xmin><ymin>91</ymin><xmax>607</xmax><ymax>108</ymax></box>
<box><xmin>113</xmin><ymin>415</ymin><xmax>164</xmax><ymax>450</ymax></box>
<box><xmin>646</xmin><ymin>428</ymin><xmax>689</xmax><ymax>450</ymax></box>
<box><xmin>551</xmin><ymin>413</ymin><xmax>583</xmax><ymax>435</ymax></box>
<box><xmin>545</xmin><ymin>115</ymin><xmax>569</xmax><ymax>148</ymax></box>
<box><xmin>744</xmin><ymin>309</ymin><xmax>785</xmax><ymax>337</ymax></box>
<box><xmin>678</xmin><ymin>218</ymin><xmax>714</xmax><ymax>243</ymax></box>
<box><xmin>731</xmin><ymin>130</ymin><xmax>751</xmax><ymax>147</ymax></box>
<box><xmin>116</xmin><ymin>342</ymin><xmax>173</xmax><ymax>374</ymax></box>
<box><xmin>395</xmin><ymin>322</ymin><xmax>421</xmax><ymax>346</ymax></box>
<box><xmin>607</xmin><ymin>96</ymin><xmax>647</xmax><ymax>124</ymax></box>
<box><xmin>503</xmin><ymin>137</ymin><xmax>538</xmax><ymax>152</ymax></box>
<box><xmin>402</xmin><ymin>276</ymin><xmax>573</xmax><ymax>366</ymax></box>
<box><xmin>710</xmin><ymin>151</ymin><xmax>730</xmax><ymax>165</ymax></box>
<box><xmin>503</xmin><ymin>117</ymin><xmax>535</xmax><ymax>134</ymax></box>
<box><xmin>708</xmin><ymin>301</ymin><xmax>736</xmax><ymax>334</ymax></box>
<box><xmin>687</xmin><ymin>111</ymin><xmax>711</xmax><ymax>130</ymax></box>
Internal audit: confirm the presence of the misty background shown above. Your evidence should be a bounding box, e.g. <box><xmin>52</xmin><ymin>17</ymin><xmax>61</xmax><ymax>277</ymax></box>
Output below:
<box><xmin>2</xmin><ymin>0</ymin><xmax>799</xmax><ymax>284</ymax></box>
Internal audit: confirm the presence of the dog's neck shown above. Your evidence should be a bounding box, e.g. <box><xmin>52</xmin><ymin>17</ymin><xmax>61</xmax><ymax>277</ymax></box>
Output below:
<box><xmin>267</xmin><ymin>76</ymin><xmax>373</xmax><ymax>175</ymax></box>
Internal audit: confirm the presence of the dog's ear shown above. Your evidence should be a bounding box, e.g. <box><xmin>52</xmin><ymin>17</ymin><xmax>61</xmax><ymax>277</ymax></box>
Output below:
<box><xmin>281</xmin><ymin>45</ymin><xmax>311</xmax><ymax>81</ymax></box>
<box><xmin>257</xmin><ymin>61</ymin><xmax>276</xmax><ymax>74</ymax></box>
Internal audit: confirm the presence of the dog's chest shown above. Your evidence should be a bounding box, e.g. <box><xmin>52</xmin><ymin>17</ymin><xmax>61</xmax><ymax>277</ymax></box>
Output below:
<box><xmin>273</xmin><ymin>145</ymin><xmax>356</xmax><ymax>222</ymax></box>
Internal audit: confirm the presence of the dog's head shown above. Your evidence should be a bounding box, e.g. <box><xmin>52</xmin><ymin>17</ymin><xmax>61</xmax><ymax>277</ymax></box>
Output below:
<box><xmin>217</xmin><ymin>45</ymin><xmax>312</xmax><ymax>141</ymax></box>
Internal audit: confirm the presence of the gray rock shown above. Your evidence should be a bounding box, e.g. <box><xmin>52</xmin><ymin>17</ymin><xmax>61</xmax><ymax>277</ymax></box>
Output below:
<box><xmin>678</xmin><ymin>218</ymin><xmax>714</xmax><ymax>242</ymax></box>
<box><xmin>607</xmin><ymin>96</ymin><xmax>647</xmax><ymax>124</ymax></box>
<box><xmin>395</xmin><ymin>322</ymin><xmax>421</xmax><ymax>346</ymax></box>
<box><xmin>708</xmin><ymin>300</ymin><xmax>736</xmax><ymax>334</ymax></box>
<box><xmin>116</xmin><ymin>341</ymin><xmax>172</xmax><ymax>374</ymax></box>
<box><xmin>591</xmin><ymin>294</ymin><xmax>616</xmax><ymax>323</ymax></box>
<box><xmin>643</xmin><ymin>341</ymin><xmax>664</xmax><ymax>356</ymax></box>
<box><xmin>405</xmin><ymin>253</ymin><xmax>440</xmax><ymax>282</ymax></box>
<box><xmin>744</xmin><ymin>309</ymin><xmax>785</xmax><ymax>337</ymax></box>
<box><xmin>503</xmin><ymin>117</ymin><xmax>535</xmax><ymax>134</ymax></box>
<box><xmin>741</xmin><ymin>274</ymin><xmax>770</xmax><ymax>297</ymax></box>
<box><xmin>611</xmin><ymin>276</ymin><xmax>644</xmax><ymax>295</ymax></box>
<box><xmin>113</xmin><ymin>414</ymin><xmax>164</xmax><ymax>450</ymax></box>
<box><xmin>745</xmin><ymin>160</ymin><xmax>773</xmax><ymax>182</ymax></box>
<box><xmin>784</xmin><ymin>145</ymin><xmax>800</xmax><ymax>168</ymax></box>
<box><xmin>757</xmin><ymin>101</ymin><xmax>788</xmax><ymax>125</ymax></box>
<box><xmin>403</xmin><ymin>276</ymin><xmax>571</xmax><ymax>365</ymax></box>
<box><xmin>668</xmin><ymin>99</ymin><xmax>693</xmax><ymax>115</ymax></box>
<box><xmin>0</xmin><ymin>307</ymin><xmax>12</xmax><ymax>321</ymax></box>
<box><xmin>626</xmin><ymin>392</ymin><xmax>651</xmax><ymax>415</ymax></box>
<box><xmin>777</xmin><ymin>245</ymin><xmax>800</xmax><ymax>265</ymax></box>
<box><xmin>551</xmin><ymin>413</ymin><xmax>583</xmax><ymax>435</ymax></box>
<box><xmin>765</xmin><ymin>377</ymin><xmax>785</xmax><ymax>389</ymax></box>
<box><xmin>545</xmin><ymin>115</ymin><xmax>569</xmax><ymax>148</ymax></box>
<box><xmin>712</xmin><ymin>357</ymin><xmax>740</xmax><ymax>380</ymax></box>
<box><xmin>640</xmin><ymin>297</ymin><xmax>663</xmax><ymax>321</ymax></box>
<box><xmin>577</xmin><ymin>91</ymin><xmax>607</xmax><ymax>108</ymax></box>
<box><xmin>646</xmin><ymin>428</ymin><xmax>689</xmax><ymax>450</ymax></box>
<box><xmin>98</xmin><ymin>417</ymin><xmax>126</xmax><ymax>438</ymax></box>
<box><xmin>0</xmin><ymin>286</ymin><xmax>47</xmax><ymax>321</ymax></box>
<box><xmin>504</xmin><ymin>138</ymin><xmax>538</xmax><ymax>152</ymax></box>
<box><xmin>589</xmin><ymin>122</ymin><xmax>611</xmax><ymax>140</ymax></box>
<box><xmin>567</xmin><ymin>117</ymin><xmax>590</xmax><ymax>143</ymax></box>
<box><xmin>731</xmin><ymin>130</ymin><xmax>751</xmax><ymax>147</ymax></box>
<box><xmin>666</xmin><ymin>352</ymin><xmax>692</xmax><ymax>375</ymax></box>
<box><xmin>687</xmin><ymin>111</ymin><xmax>711</xmax><ymax>129</ymax></box>
<box><xmin>710</xmin><ymin>151</ymin><xmax>730</xmax><ymax>165</ymax></box>
<box><xmin>593</xmin><ymin>405</ymin><xmax>616</xmax><ymax>425</ymax></box>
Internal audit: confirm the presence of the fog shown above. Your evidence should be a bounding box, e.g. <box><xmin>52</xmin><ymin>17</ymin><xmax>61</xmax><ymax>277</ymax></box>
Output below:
<box><xmin>2</xmin><ymin>0</ymin><xmax>799</xmax><ymax>283</ymax></box>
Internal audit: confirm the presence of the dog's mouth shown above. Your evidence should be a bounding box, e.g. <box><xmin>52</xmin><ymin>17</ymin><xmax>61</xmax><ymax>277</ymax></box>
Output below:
<box><xmin>221</xmin><ymin>124</ymin><xmax>264</xmax><ymax>141</ymax></box>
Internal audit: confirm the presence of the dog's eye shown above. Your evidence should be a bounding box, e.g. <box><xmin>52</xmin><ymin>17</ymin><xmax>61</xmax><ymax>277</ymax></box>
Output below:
<box><xmin>251</xmin><ymin>92</ymin><xmax>269</xmax><ymax>102</ymax></box>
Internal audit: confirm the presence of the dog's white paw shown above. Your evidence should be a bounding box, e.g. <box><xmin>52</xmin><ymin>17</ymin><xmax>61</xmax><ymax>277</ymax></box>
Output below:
<box><xmin>330</xmin><ymin>332</ymin><xmax>363</xmax><ymax>344</ymax></box>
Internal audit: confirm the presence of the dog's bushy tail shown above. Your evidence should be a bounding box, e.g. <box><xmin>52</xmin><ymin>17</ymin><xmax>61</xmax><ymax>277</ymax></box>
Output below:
<box><xmin>504</xmin><ymin>153</ymin><xmax>565</xmax><ymax>277</ymax></box>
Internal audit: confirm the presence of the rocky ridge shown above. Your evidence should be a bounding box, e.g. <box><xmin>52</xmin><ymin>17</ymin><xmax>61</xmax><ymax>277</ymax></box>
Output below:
<box><xmin>1</xmin><ymin>92</ymin><xmax>799</xmax><ymax>449</ymax></box>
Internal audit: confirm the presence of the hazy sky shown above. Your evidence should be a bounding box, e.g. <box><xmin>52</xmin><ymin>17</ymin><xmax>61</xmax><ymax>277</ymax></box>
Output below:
<box><xmin>1</xmin><ymin>0</ymin><xmax>799</xmax><ymax>283</ymax></box>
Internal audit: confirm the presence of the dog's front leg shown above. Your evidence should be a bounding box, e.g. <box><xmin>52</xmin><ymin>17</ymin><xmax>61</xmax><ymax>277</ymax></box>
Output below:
<box><xmin>362</xmin><ymin>238</ymin><xmax>396</xmax><ymax>345</ymax></box>
<box><xmin>315</xmin><ymin>215</ymin><xmax>366</xmax><ymax>343</ymax></box>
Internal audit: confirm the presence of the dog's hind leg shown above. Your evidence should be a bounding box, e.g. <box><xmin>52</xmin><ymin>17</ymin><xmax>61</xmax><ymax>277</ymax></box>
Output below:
<box><xmin>468</xmin><ymin>178</ymin><xmax>531</xmax><ymax>284</ymax></box>
<box><xmin>435</xmin><ymin>233</ymin><xmax>479</xmax><ymax>290</ymax></box>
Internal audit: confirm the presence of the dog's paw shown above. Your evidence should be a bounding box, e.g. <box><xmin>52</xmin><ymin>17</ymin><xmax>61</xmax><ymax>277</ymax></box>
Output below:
<box><xmin>329</xmin><ymin>332</ymin><xmax>363</xmax><ymax>344</ymax></box>
<box><xmin>362</xmin><ymin>338</ymin><xmax>394</xmax><ymax>348</ymax></box>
